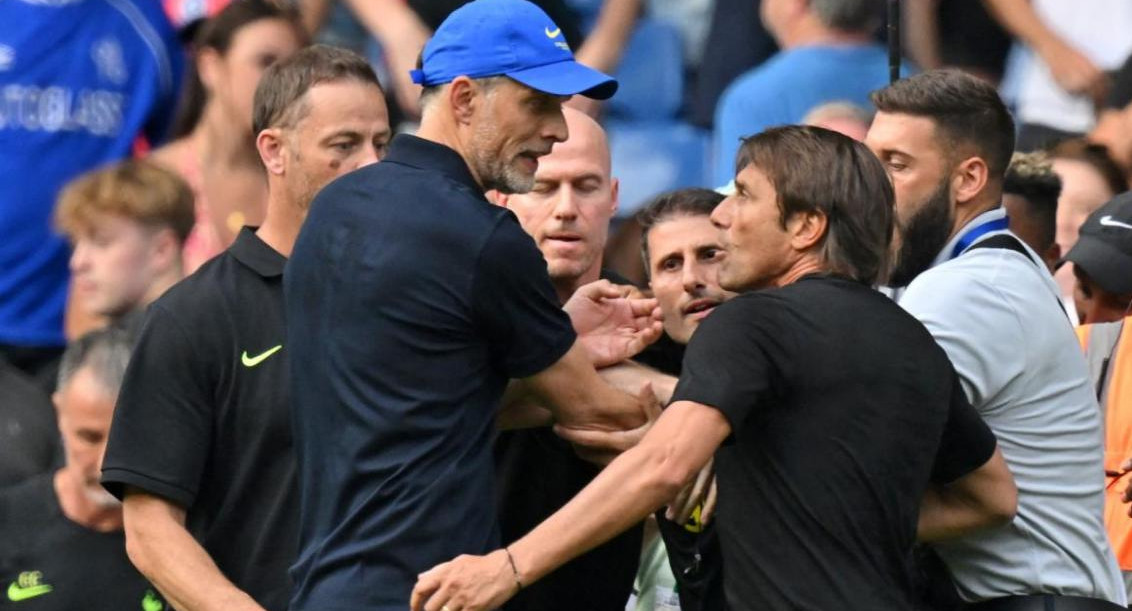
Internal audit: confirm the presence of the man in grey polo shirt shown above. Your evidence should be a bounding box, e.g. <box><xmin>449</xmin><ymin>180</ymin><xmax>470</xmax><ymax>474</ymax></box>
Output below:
<box><xmin>867</xmin><ymin>69</ymin><xmax>1125</xmax><ymax>609</ymax></box>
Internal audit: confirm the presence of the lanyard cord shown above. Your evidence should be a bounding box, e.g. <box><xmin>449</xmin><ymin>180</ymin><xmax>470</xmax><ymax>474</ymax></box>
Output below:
<box><xmin>950</xmin><ymin>217</ymin><xmax>1010</xmax><ymax>260</ymax></box>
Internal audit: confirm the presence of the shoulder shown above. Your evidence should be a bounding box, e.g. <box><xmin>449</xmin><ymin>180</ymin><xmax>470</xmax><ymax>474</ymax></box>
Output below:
<box><xmin>721</xmin><ymin>60</ymin><xmax>784</xmax><ymax>99</ymax></box>
<box><xmin>145</xmin><ymin>255</ymin><xmax>235</xmax><ymax>327</ymax></box>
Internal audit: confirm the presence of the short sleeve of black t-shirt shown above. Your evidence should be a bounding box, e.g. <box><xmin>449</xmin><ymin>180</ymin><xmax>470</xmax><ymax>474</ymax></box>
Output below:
<box><xmin>471</xmin><ymin>217</ymin><xmax>576</xmax><ymax>379</ymax></box>
<box><xmin>930</xmin><ymin>375</ymin><xmax>997</xmax><ymax>484</ymax></box>
<box><xmin>1107</xmin><ymin>52</ymin><xmax>1132</xmax><ymax>109</ymax></box>
<box><xmin>101</xmin><ymin>302</ymin><xmax>214</xmax><ymax>506</ymax></box>
<box><xmin>671</xmin><ymin>294</ymin><xmax>778</xmax><ymax>432</ymax></box>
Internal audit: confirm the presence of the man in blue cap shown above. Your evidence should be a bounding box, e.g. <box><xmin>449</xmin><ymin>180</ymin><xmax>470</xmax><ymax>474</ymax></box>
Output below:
<box><xmin>284</xmin><ymin>2</ymin><xmax>661</xmax><ymax>610</ymax></box>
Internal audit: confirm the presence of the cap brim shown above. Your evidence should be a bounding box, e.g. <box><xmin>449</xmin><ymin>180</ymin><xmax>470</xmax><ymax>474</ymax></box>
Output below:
<box><xmin>507</xmin><ymin>60</ymin><xmax>618</xmax><ymax>100</ymax></box>
<box><xmin>1063</xmin><ymin>236</ymin><xmax>1132</xmax><ymax>294</ymax></box>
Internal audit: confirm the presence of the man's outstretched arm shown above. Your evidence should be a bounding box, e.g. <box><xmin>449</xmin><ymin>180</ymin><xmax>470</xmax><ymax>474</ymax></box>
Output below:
<box><xmin>411</xmin><ymin>400</ymin><xmax>731</xmax><ymax>611</ymax></box>
<box><xmin>123</xmin><ymin>488</ymin><xmax>265</xmax><ymax>611</ymax></box>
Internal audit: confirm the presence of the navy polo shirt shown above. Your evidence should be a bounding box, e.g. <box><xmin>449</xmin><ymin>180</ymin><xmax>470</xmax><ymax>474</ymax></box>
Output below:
<box><xmin>285</xmin><ymin>134</ymin><xmax>577</xmax><ymax>611</ymax></box>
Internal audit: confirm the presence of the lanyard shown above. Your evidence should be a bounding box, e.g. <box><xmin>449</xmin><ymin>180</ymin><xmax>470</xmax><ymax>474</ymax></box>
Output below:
<box><xmin>950</xmin><ymin>217</ymin><xmax>1009</xmax><ymax>260</ymax></box>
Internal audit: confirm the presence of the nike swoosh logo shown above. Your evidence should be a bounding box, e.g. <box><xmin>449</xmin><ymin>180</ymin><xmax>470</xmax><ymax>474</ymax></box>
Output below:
<box><xmin>544</xmin><ymin>26</ymin><xmax>561</xmax><ymax>38</ymax></box>
<box><xmin>8</xmin><ymin>582</ymin><xmax>53</xmax><ymax>602</ymax></box>
<box><xmin>241</xmin><ymin>345</ymin><xmax>282</xmax><ymax>367</ymax></box>
<box><xmin>1100</xmin><ymin>215</ymin><xmax>1132</xmax><ymax>230</ymax></box>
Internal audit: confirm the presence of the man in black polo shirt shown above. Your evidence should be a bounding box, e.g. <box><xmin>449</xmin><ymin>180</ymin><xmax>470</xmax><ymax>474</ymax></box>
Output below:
<box><xmin>412</xmin><ymin>126</ymin><xmax>1019</xmax><ymax>611</ymax></box>
<box><xmin>285</xmin><ymin>2</ymin><xmax>661</xmax><ymax>610</ymax></box>
<box><xmin>490</xmin><ymin>106</ymin><xmax>644</xmax><ymax>611</ymax></box>
<box><xmin>0</xmin><ymin>328</ymin><xmax>162</xmax><ymax>611</ymax></box>
<box><xmin>99</xmin><ymin>46</ymin><xmax>391</xmax><ymax>611</ymax></box>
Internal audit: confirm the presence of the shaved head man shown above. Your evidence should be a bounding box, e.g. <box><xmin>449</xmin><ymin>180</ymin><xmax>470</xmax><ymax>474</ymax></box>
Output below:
<box><xmin>492</xmin><ymin>107</ymin><xmax>643</xmax><ymax>611</ymax></box>
<box><xmin>495</xmin><ymin>107</ymin><xmax>619</xmax><ymax>302</ymax></box>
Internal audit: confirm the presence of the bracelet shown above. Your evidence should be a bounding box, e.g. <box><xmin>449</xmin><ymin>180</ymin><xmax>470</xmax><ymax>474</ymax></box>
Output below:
<box><xmin>503</xmin><ymin>547</ymin><xmax>524</xmax><ymax>592</ymax></box>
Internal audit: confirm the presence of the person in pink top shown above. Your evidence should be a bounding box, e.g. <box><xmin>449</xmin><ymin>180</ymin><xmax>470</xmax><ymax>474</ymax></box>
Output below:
<box><xmin>151</xmin><ymin>0</ymin><xmax>303</xmax><ymax>273</ymax></box>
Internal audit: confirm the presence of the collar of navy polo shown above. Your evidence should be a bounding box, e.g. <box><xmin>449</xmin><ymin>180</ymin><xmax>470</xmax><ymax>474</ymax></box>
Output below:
<box><xmin>382</xmin><ymin>134</ymin><xmax>486</xmax><ymax>199</ymax></box>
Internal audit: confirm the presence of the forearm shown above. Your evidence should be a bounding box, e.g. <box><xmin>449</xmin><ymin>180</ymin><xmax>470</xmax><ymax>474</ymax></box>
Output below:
<box><xmin>918</xmin><ymin>447</ymin><xmax>1017</xmax><ymax>542</ymax></box>
<box><xmin>982</xmin><ymin>0</ymin><xmax>1061</xmax><ymax>55</ymax></box>
<box><xmin>497</xmin><ymin>386</ymin><xmax>554</xmax><ymax>430</ymax></box>
<box><xmin>528</xmin><ymin>341</ymin><xmax>646</xmax><ymax>430</ymax></box>
<box><xmin>574</xmin><ymin>0</ymin><xmax>641</xmax><ymax>73</ymax></box>
<box><xmin>918</xmin><ymin>486</ymin><xmax>1001</xmax><ymax>542</ymax></box>
<box><xmin>509</xmin><ymin>435</ymin><xmax>692</xmax><ymax>584</ymax></box>
<box><xmin>297</xmin><ymin>0</ymin><xmax>332</xmax><ymax>38</ymax></box>
<box><xmin>902</xmin><ymin>0</ymin><xmax>942</xmax><ymax>70</ymax></box>
<box><xmin>124</xmin><ymin>491</ymin><xmax>263</xmax><ymax>611</ymax></box>
<box><xmin>599</xmin><ymin>361</ymin><xmax>676</xmax><ymax>405</ymax></box>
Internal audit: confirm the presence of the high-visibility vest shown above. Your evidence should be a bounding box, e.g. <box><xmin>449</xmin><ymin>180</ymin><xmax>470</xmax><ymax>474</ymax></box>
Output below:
<box><xmin>1077</xmin><ymin>318</ymin><xmax>1132</xmax><ymax>570</ymax></box>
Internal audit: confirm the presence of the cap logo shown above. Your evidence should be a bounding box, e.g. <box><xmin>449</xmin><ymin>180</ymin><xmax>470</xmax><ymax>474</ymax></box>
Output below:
<box><xmin>1100</xmin><ymin>215</ymin><xmax>1132</xmax><ymax>231</ymax></box>
<box><xmin>544</xmin><ymin>26</ymin><xmax>561</xmax><ymax>38</ymax></box>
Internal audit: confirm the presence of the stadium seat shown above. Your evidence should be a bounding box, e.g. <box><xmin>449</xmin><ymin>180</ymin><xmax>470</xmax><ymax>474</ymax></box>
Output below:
<box><xmin>607</xmin><ymin>18</ymin><xmax>685</xmax><ymax>122</ymax></box>
<box><xmin>607</xmin><ymin>120</ymin><xmax>711</xmax><ymax>216</ymax></box>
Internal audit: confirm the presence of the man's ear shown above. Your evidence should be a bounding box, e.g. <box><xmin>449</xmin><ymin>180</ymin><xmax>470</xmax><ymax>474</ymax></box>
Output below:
<box><xmin>256</xmin><ymin>128</ymin><xmax>286</xmax><ymax>176</ymax></box>
<box><xmin>448</xmin><ymin>76</ymin><xmax>479</xmax><ymax>126</ymax></box>
<box><xmin>788</xmin><ymin>210</ymin><xmax>828</xmax><ymax>252</ymax></box>
<box><xmin>148</xmin><ymin>227</ymin><xmax>180</xmax><ymax>274</ymax></box>
<box><xmin>488</xmin><ymin>190</ymin><xmax>508</xmax><ymax>207</ymax></box>
<box><xmin>609</xmin><ymin>177</ymin><xmax>620</xmax><ymax>217</ymax></box>
<box><xmin>952</xmin><ymin>155</ymin><xmax>989</xmax><ymax>206</ymax></box>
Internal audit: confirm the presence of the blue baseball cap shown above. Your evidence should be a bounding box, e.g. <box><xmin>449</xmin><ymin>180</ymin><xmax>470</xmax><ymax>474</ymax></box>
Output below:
<box><xmin>409</xmin><ymin>0</ymin><xmax>618</xmax><ymax>100</ymax></box>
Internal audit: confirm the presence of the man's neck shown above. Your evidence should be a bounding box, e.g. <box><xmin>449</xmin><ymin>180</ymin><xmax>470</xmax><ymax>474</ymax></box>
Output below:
<box><xmin>553</xmin><ymin>265</ymin><xmax>602</xmax><ymax>305</ymax></box>
<box><xmin>53</xmin><ymin>469</ymin><xmax>122</xmax><ymax>533</ymax></box>
<box><xmin>949</xmin><ymin>195</ymin><xmax>1003</xmax><ymax>243</ymax></box>
<box><xmin>773</xmin><ymin>255</ymin><xmax>826</xmax><ymax>288</ymax></box>
<box><xmin>779</xmin><ymin>21</ymin><xmax>873</xmax><ymax>50</ymax></box>
<box><xmin>139</xmin><ymin>267</ymin><xmax>183</xmax><ymax>307</ymax></box>
<box><xmin>416</xmin><ymin>114</ymin><xmax>486</xmax><ymax>190</ymax></box>
<box><xmin>255</xmin><ymin>189</ymin><xmax>305</xmax><ymax>258</ymax></box>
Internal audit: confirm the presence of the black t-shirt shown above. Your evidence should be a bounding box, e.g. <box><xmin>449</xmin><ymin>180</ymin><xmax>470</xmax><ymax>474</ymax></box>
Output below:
<box><xmin>494</xmin><ymin>270</ymin><xmax>643</xmax><ymax>611</ymax></box>
<box><xmin>671</xmin><ymin>275</ymin><xmax>996</xmax><ymax>611</ymax></box>
<box><xmin>100</xmin><ymin>228</ymin><xmax>295</xmax><ymax>610</ymax></box>
<box><xmin>0</xmin><ymin>473</ymin><xmax>163</xmax><ymax>611</ymax></box>
<box><xmin>0</xmin><ymin>362</ymin><xmax>59</xmax><ymax>488</ymax></box>
<box><xmin>1106</xmin><ymin>52</ymin><xmax>1132</xmax><ymax>110</ymax></box>
<box><xmin>285</xmin><ymin>134</ymin><xmax>577</xmax><ymax>611</ymax></box>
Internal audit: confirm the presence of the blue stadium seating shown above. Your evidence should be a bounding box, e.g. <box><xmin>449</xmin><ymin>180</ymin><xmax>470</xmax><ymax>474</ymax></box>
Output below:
<box><xmin>607</xmin><ymin>120</ymin><xmax>712</xmax><ymax>216</ymax></box>
<box><xmin>607</xmin><ymin>17</ymin><xmax>685</xmax><ymax>122</ymax></box>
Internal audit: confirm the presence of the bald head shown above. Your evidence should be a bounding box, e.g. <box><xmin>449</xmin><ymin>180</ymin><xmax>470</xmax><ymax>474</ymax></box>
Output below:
<box><xmin>496</xmin><ymin>107</ymin><xmax>619</xmax><ymax>300</ymax></box>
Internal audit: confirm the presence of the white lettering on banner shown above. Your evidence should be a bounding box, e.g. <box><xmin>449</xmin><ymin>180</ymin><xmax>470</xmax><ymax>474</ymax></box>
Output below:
<box><xmin>0</xmin><ymin>85</ymin><xmax>124</xmax><ymax>136</ymax></box>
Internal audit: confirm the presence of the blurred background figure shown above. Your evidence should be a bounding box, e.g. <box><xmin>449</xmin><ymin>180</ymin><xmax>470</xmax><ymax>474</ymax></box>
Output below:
<box><xmin>802</xmin><ymin>100</ymin><xmax>872</xmax><ymax>141</ymax></box>
<box><xmin>0</xmin><ymin>0</ymin><xmax>183</xmax><ymax>389</ymax></box>
<box><xmin>55</xmin><ymin>160</ymin><xmax>195</xmax><ymax>340</ymax></box>
<box><xmin>1047</xmin><ymin>139</ymin><xmax>1128</xmax><ymax>309</ymax></box>
<box><xmin>0</xmin><ymin>361</ymin><xmax>59</xmax><ymax>489</ymax></box>
<box><xmin>1002</xmin><ymin>151</ymin><xmax>1062</xmax><ymax>271</ymax></box>
<box><xmin>1061</xmin><ymin>194</ymin><xmax>1132</xmax><ymax>326</ymax></box>
<box><xmin>151</xmin><ymin>0</ymin><xmax>304</xmax><ymax>273</ymax></box>
<box><xmin>0</xmin><ymin>329</ymin><xmax>163</xmax><ymax>611</ymax></box>
<box><xmin>901</xmin><ymin>0</ymin><xmax>1011</xmax><ymax>85</ymax></box>
<box><xmin>984</xmin><ymin>0</ymin><xmax>1132</xmax><ymax>151</ymax></box>
<box><xmin>712</xmin><ymin>0</ymin><xmax>908</xmax><ymax>185</ymax></box>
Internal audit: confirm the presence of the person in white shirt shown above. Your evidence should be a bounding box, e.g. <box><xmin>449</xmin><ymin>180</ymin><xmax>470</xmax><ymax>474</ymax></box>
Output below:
<box><xmin>867</xmin><ymin>68</ymin><xmax>1126</xmax><ymax>610</ymax></box>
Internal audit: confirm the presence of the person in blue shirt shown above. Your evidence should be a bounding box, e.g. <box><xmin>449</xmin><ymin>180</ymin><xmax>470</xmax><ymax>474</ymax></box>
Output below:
<box><xmin>712</xmin><ymin>0</ymin><xmax>907</xmax><ymax>185</ymax></box>
<box><xmin>0</xmin><ymin>0</ymin><xmax>183</xmax><ymax>382</ymax></box>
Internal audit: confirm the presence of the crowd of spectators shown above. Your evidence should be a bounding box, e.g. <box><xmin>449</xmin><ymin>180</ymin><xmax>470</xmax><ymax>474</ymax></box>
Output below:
<box><xmin>3</xmin><ymin>1</ymin><xmax>1132</xmax><ymax>610</ymax></box>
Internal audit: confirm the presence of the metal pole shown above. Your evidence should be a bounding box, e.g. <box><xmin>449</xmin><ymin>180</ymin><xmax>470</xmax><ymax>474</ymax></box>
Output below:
<box><xmin>888</xmin><ymin>0</ymin><xmax>900</xmax><ymax>83</ymax></box>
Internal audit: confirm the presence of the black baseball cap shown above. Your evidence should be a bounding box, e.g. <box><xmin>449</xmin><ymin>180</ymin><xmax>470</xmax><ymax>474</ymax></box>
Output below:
<box><xmin>1062</xmin><ymin>191</ymin><xmax>1132</xmax><ymax>295</ymax></box>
